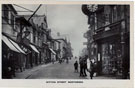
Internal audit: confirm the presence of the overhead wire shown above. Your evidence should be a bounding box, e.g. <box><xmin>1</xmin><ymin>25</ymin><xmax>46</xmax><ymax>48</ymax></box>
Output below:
<box><xmin>28</xmin><ymin>4</ymin><xmax>42</xmax><ymax>21</ymax></box>
<box><xmin>21</xmin><ymin>4</ymin><xmax>42</xmax><ymax>30</ymax></box>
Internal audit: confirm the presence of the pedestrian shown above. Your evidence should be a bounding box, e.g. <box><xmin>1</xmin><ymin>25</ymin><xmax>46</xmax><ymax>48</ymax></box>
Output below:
<box><xmin>82</xmin><ymin>56</ymin><xmax>87</xmax><ymax>77</ymax></box>
<box><xmin>79</xmin><ymin>57</ymin><xmax>83</xmax><ymax>77</ymax></box>
<box><xmin>52</xmin><ymin>59</ymin><xmax>54</xmax><ymax>64</ymax></box>
<box><xmin>90</xmin><ymin>61</ymin><xmax>95</xmax><ymax>79</ymax></box>
<box><xmin>2</xmin><ymin>53</ymin><xmax>12</xmax><ymax>79</ymax></box>
<box><xmin>58</xmin><ymin>54</ymin><xmax>61</xmax><ymax>64</ymax></box>
<box><xmin>74</xmin><ymin>61</ymin><xmax>78</xmax><ymax>72</ymax></box>
<box><xmin>9</xmin><ymin>53</ymin><xmax>16</xmax><ymax>77</ymax></box>
<box><xmin>66</xmin><ymin>57</ymin><xmax>69</xmax><ymax>64</ymax></box>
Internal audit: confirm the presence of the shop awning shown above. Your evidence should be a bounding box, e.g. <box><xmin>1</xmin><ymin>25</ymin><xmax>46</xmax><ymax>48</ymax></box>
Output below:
<box><xmin>49</xmin><ymin>48</ymin><xmax>56</xmax><ymax>55</ymax></box>
<box><xmin>2</xmin><ymin>35</ymin><xmax>26</xmax><ymax>54</ymax></box>
<box><xmin>30</xmin><ymin>44</ymin><xmax>39</xmax><ymax>53</ymax></box>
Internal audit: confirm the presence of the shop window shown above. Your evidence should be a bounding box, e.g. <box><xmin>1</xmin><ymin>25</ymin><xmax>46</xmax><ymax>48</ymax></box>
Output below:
<box><xmin>112</xmin><ymin>6</ymin><xmax>118</xmax><ymax>23</ymax></box>
<box><xmin>97</xmin><ymin>12</ymin><xmax>105</xmax><ymax>29</ymax></box>
<box><xmin>109</xmin><ymin>44</ymin><xmax>113</xmax><ymax>55</ymax></box>
<box><xmin>104</xmin><ymin>6</ymin><xmax>111</xmax><ymax>25</ymax></box>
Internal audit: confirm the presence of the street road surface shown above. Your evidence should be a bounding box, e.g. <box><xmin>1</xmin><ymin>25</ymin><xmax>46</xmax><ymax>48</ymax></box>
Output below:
<box><xmin>27</xmin><ymin>58</ymin><xmax>88</xmax><ymax>79</ymax></box>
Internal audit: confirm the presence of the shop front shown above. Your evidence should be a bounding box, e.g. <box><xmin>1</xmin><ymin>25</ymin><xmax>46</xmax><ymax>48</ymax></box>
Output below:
<box><xmin>29</xmin><ymin>44</ymin><xmax>40</xmax><ymax>66</ymax></box>
<box><xmin>49</xmin><ymin>48</ymin><xmax>56</xmax><ymax>62</ymax></box>
<box><xmin>93</xmin><ymin>22</ymin><xmax>123</xmax><ymax>76</ymax></box>
<box><xmin>2</xmin><ymin>34</ymin><xmax>26</xmax><ymax>78</ymax></box>
<box><xmin>97</xmin><ymin>37</ymin><xmax>122</xmax><ymax>76</ymax></box>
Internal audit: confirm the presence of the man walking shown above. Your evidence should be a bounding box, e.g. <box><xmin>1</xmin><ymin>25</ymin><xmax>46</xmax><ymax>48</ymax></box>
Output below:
<box><xmin>74</xmin><ymin>61</ymin><xmax>78</xmax><ymax>72</ymax></box>
<box><xmin>90</xmin><ymin>61</ymin><xmax>95</xmax><ymax>79</ymax></box>
<box><xmin>83</xmin><ymin>55</ymin><xmax>89</xmax><ymax>77</ymax></box>
<box><xmin>82</xmin><ymin>58</ymin><xmax>87</xmax><ymax>76</ymax></box>
<box><xmin>79</xmin><ymin>57</ymin><xmax>83</xmax><ymax>77</ymax></box>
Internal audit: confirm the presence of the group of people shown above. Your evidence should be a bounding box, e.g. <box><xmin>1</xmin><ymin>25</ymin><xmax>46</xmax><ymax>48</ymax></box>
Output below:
<box><xmin>2</xmin><ymin>53</ymin><xmax>16</xmax><ymax>79</ymax></box>
<box><xmin>74</xmin><ymin>55</ymin><xmax>97</xmax><ymax>79</ymax></box>
<box><xmin>59</xmin><ymin>57</ymin><xmax>70</xmax><ymax>64</ymax></box>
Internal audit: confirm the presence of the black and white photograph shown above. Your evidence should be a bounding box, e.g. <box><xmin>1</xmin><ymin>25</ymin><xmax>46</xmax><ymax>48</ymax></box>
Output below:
<box><xmin>2</xmin><ymin>4</ymin><xmax>130</xmax><ymax>79</ymax></box>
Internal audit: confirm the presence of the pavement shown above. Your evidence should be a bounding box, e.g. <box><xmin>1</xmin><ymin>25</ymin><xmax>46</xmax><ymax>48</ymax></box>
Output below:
<box><xmin>14</xmin><ymin>63</ymin><xmax>53</xmax><ymax>79</ymax></box>
<box><xmin>13</xmin><ymin>58</ymin><xmax>120</xmax><ymax>79</ymax></box>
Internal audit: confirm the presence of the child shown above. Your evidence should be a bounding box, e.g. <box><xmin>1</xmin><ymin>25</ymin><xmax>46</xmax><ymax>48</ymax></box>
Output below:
<box><xmin>74</xmin><ymin>61</ymin><xmax>78</xmax><ymax>72</ymax></box>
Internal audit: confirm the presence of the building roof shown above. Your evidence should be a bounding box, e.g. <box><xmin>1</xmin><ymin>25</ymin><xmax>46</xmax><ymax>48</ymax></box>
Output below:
<box><xmin>8</xmin><ymin>4</ymin><xmax>17</xmax><ymax>14</ymax></box>
<box><xmin>20</xmin><ymin>15</ymin><xmax>46</xmax><ymax>26</ymax></box>
<box><xmin>16</xmin><ymin>16</ymin><xmax>31</xmax><ymax>26</ymax></box>
<box><xmin>21</xmin><ymin>15</ymin><xmax>48</xmax><ymax>31</ymax></box>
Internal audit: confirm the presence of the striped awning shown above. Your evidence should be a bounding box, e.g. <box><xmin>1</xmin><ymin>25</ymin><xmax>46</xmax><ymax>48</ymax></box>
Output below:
<box><xmin>2</xmin><ymin>35</ymin><xmax>25</xmax><ymax>54</ymax></box>
<box><xmin>49</xmin><ymin>48</ymin><xmax>56</xmax><ymax>55</ymax></box>
<box><xmin>30</xmin><ymin>44</ymin><xmax>39</xmax><ymax>53</ymax></box>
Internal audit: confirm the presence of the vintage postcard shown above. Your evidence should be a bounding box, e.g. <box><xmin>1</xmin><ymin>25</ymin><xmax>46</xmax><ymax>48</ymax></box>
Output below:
<box><xmin>0</xmin><ymin>1</ymin><xmax>134</xmax><ymax>88</ymax></box>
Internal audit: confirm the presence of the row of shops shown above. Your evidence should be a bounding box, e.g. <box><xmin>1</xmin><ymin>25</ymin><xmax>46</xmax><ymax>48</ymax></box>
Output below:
<box><xmin>82</xmin><ymin>5</ymin><xmax>130</xmax><ymax>79</ymax></box>
<box><xmin>2</xmin><ymin>4</ymin><xmax>73</xmax><ymax>79</ymax></box>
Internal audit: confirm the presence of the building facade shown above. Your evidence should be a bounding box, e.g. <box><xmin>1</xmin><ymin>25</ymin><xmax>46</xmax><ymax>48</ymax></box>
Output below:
<box><xmin>2</xmin><ymin>4</ymin><xmax>30</xmax><ymax>78</ymax></box>
<box><xmin>2</xmin><ymin>4</ymin><xmax>73</xmax><ymax>79</ymax></box>
<box><xmin>82</xmin><ymin>5</ymin><xmax>130</xmax><ymax>78</ymax></box>
<box><xmin>2</xmin><ymin>4</ymin><xmax>51</xmax><ymax>78</ymax></box>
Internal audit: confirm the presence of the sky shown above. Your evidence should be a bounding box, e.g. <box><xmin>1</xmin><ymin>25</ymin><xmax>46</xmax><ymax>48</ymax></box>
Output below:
<box><xmin>13</xmin><ymin>4</ymin><xmax>88</xmax><ymax>56</ymax></box>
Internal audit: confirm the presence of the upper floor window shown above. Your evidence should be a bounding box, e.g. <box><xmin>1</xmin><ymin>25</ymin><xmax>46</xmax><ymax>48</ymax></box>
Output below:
<box><xmin>96</xmin><ymin>10</ymin><xmax>105</xmax><ymax>29</ymax></box>
<box><xmin>2</xmin><ymin>5</ymin><xmax>9</xmax><ymax>23</ymax></box>
<box><xmin>33</xmin><ymin>30</ymin><xmax>36</xmax><ymax>43</ymax></box>
<box><xmin>11</xmin><ymin>13</ymin><xmax>15</xmax><ymax>29</ymax></box>
<box><xmin>112</xmin><ymin>6</ymin><xmax>118</xmax><ymax>22</ymax></box>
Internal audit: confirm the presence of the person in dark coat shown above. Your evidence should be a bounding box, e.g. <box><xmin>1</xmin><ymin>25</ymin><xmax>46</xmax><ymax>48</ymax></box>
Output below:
<box><xmin>82</xmin><ymin>55</ymin><xmax>88</xmax><ymax>77</ymax></box>
<box><xmin>2</xmin><ymin>54</ymin><xmax>10</xmax><ymax>79</ymax></box>
<box><xmin>79</xmin><ymin>57</ymin><xmax>83</xmax><ymax>77</ymax></box>
<box><xmin>82</xmin><ymin>59</ymin><xmax>87</xmax><ymax>76</ymax></box>
<box><xmin>8</xmin><ymin>54</ymin><xmax>16</xmax><ymax>77</ymax></box>
<box><xmin>90</xmin><ymin>61</ymin><xmax>95</xmax><ymax>79</ymax></box>
<box><xmin>74</xmin><ymin>61</ymin><xmax>78</xmax><ymax>72</ymax></box>
<box><xmin>2</xmin><ymin>53</ymin><xmax>13</xmax><ymax>79</ymax></box>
